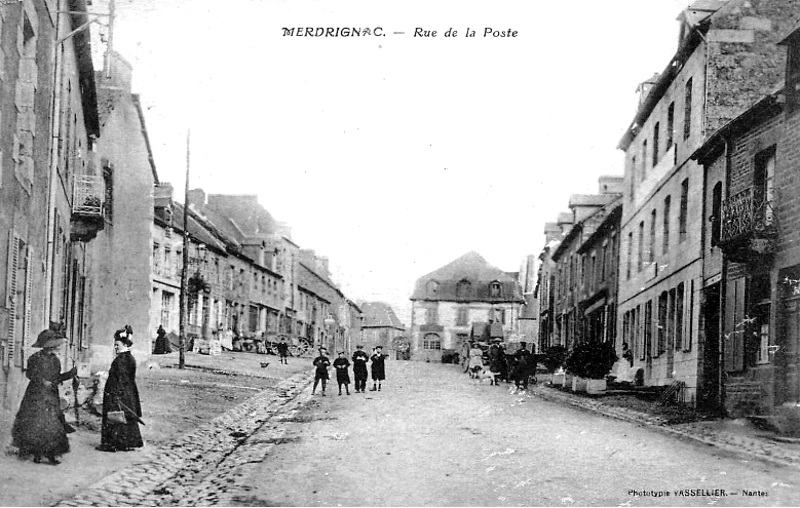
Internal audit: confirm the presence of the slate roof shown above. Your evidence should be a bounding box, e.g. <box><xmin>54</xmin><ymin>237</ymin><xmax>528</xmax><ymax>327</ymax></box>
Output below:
<box><xmin>360</xmin><ymin>302</ymin><xmax>405</xmax><ymax>330</ymax></box>
<box><xmin>410</xmin><ymin>252</ymin><xmax>524</xmax><ymax>303</ymax></box>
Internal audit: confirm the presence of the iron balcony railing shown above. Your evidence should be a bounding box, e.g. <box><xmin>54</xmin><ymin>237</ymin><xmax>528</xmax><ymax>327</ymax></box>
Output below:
<box><xmin>72</xmin><ymin>174</ymin><xmax>104</xmax><ymax>218</ymax></box>
<box><xmin>719</xmin><ymin>188</ymin><xmax>776</xmax><ymax>247</ymax></box>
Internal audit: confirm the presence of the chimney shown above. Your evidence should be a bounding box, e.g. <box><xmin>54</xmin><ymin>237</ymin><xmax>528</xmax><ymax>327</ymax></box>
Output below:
<box><xmin>637</xmin><ymin>72</ymin><xmax>660</xmax><ymax>108</ymax></box>
<box><xmin>598</xmin><ymin>176</ymin><xmax>625</xmax><ymax>195</ymax></box>
<box><xmin>187</xmin><ymin>188</ymin><xmax>206</xmax><ymax>208</ymax></box>
<box><xmin>543</xmin><ymin>222</ymin><xmax>563</xmax><ymax>243</ymax></box>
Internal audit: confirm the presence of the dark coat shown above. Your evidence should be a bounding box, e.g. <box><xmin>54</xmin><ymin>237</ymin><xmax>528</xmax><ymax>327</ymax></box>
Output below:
<box><xmin>12</xmin><ymin>351</ymin><xmax>72</xmax><ymax>457</ymax></box>
<box><xmin>153</xmin><ymin>327</ymin><xmax>171</xmax><ymax>354</ymax></box>
<box><xmin>102</xmin><ymin>351</ymin><xmax>144</xmax><ymax>450</ymax></box>
<box><xmin>511</xmin><ymin>349</ymin><xmax>533</xmax><ymax>381</ymax></box>
<box><xmin>313</xmin><ymin>355</ymin><xmax>331</xmax><ymax>380</ymax></box>
<box><xmin>333</xmin><ymin>357</ymin><xmax>351</xmax><ymax>384</ymax></box>
<box><xmin>277</xmin><ymin>342</ymin><xmax>289</xmax><ymax>357</ymax></box>
<box><xmin>352</xmin><ymin>350</ymin><xmax>369</xmax><ymax>379</ymax></box>
<box><xmin>370</xmin><ymin>353</ymin><xmax>387</xmax><ymax>381</ymax></box>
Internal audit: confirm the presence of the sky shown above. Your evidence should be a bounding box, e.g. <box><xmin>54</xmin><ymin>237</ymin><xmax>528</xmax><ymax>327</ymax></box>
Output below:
<box><xmin>90</xmin><ymin>0</ymin><xmax>693</xmax><ymax>323</ymax></box>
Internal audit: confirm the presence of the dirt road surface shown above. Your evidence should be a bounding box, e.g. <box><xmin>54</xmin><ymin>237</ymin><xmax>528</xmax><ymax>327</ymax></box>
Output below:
<box><xmin>236</xmin><ymin>361</ymin><xmax>800</xmax><ymax>507</ymax></box>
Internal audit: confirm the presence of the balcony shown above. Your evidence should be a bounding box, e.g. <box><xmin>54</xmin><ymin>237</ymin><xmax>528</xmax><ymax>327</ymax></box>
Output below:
<box><xmin>718</xmin><ymin>188</ymin><xmax>777</xmax><ymax>263</ymax></box>
<box><xmin>71</xmin><ymin>174</ymin><xmax>105</xmax><ymax>241</ymax></box>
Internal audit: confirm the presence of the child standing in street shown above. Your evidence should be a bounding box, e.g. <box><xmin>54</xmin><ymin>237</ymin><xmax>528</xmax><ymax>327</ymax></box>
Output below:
<box><xmin>352</xmin><ymin>345</ymin><xmax>369</xmax><ymax>393</ymax></box>
<box><xmin>370</xmin><ymin>346</ymin><xmax>388</xmax><ymax>391</ymax></box>
<box><xmin>333</xmin><ymin>351</ymin><xmax>351</xmax><ymax>396</ymax></box>
<box><xmin>312</xmin><ymin>348</ymin><xmax>331</xmax><ymax>396</ymax></box>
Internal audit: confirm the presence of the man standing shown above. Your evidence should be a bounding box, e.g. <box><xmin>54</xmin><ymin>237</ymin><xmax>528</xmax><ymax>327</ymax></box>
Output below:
<box><xmin>333</xmin><ymin>351</ymin><xmax>351</xmax><ymax>396</ymax></box>
<box><xmin>512</xmin><ymin>342</ymin><xmax>532</xmax><ymax>390</ymax></box>
<box><xmin>312</xmin><ymin>347</ymin><xmax>331</xmax><ymax>396</ymax></box>
<box><xmin>277</xmin><ymin>338</ymin><xmax>290</xmax><ymax>364</ymax></box>
<box><xmin>370</xmin><ymin>346</ymin><xmax>388</xmax><ymax>391</ymax></box>
<box><xmin>352</xmin><ymin>345</ymin><xmax>369</xmax><ymax>393</ymax></box>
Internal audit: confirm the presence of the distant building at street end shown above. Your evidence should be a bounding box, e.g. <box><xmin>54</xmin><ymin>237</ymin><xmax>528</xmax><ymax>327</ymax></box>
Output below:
<box><xmin>359</xmin><ymin>302</ymin><xmax>406</xmax><ymax>356</ymax></box>
<box><xmin>409</xmin><ymin>252</ymin><xmax>524</xmax><ymax>362</ymax></box>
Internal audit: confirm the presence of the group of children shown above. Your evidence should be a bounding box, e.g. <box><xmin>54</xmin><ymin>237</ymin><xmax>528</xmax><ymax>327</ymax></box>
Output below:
<box><xmin>312</xmin><ymin>345</ymin><xmax>388</xmax><ymax>396</ymax></box>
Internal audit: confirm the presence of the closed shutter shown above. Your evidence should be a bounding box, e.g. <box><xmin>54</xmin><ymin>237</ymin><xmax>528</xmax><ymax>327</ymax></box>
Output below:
<box><xmin>19</xmin><ymin>244</ymin><xmax>31</xmax><ymax>368</ymax></box>
<box><xmin>724</xmin><ymin>278</ymin><xmax>747</xmax><ymax>372</ymax></box>
<box><xmin>4</xmin><ymin>232</ymin><xmax>20</xmax><ymax>368</ymax></box>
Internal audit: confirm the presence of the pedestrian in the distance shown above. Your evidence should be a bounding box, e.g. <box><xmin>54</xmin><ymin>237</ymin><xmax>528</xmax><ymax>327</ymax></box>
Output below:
<box><xmin>312</xmin><ymin>347</ymin><xmax>331</xmax><ymax>396</ymax></box>
<box><xmin>352</xmin><ymin>345</ymin><xmax>369</xmax><ymax>393</ymax></box>
<box><xmin>153</xmin><ymin>325</ymin><xmax>171</xmax><ymax>354</ymax></box>
<box><xmin>369</xmin><ymin>346</ymin><xmax>388</xmax><ymax>391</ymax></box>
<box><xmin>97</xmin><ymin>325</ymin><xmax>144</xmax><ymax>452</ymax></box>
<box><xmin>12</xmin><ymin>328</ymin><xmax>77</xmax><ymax>465</ymax></box>
<box><xmin>512</xmin><ymin>342</ymin><xmax>532</xmax><ymax>390</ymax></box>
<box><xmin>277</xmin><ymin>337</ymin><xmax>289</xmax><ymax>364</ymax></box>
<box><xmin>333</xmin><ymin>351</ymin><xmax>351</xmax><ymax>396</ymax></box>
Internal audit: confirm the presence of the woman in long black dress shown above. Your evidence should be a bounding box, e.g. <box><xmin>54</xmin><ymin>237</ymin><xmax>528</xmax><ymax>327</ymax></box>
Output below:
<box><xmin>12</xmin><ymin>329</ymin><xmax>76</xmax><ymax>465</ymax></box>
<box><xmin>97</xmin><ymin>326</ymin><xmax>144</xmax><ymax>452</ymax></box>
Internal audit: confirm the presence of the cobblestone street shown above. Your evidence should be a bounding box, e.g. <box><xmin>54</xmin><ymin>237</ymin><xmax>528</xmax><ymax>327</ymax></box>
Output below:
<box><xmin>19</xmin><ymin>360</ymin><xmax>795</xmax><ymax>506</ymax></box>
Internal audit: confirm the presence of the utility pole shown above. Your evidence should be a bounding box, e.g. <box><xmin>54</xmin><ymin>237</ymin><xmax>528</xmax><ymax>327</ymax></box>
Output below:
<box><xmin>179</xmin><ymin>130</ymin><xmax>190</xmax><ymax>369</ymax></box>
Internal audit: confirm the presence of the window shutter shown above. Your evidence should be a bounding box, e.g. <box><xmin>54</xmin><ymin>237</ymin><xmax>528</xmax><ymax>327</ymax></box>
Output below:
<box><xmin>20</xmin><ymin>245</ymin><xmax>32</xmax><ymax>368</ymax></box>
<box><xmin>4</xmin><ymin>231</ymin><xmax>20</xmax><ymax>368</ymax></box>
<box><xmin>724</xmin><ymin>278</ymin><xmax>747</xmax><ymax>372</ymax></box>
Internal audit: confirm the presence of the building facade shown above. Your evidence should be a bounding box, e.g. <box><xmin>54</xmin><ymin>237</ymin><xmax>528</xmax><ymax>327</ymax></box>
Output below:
<box><xmin>616</xmin><ymin>0</ymin><xmax>800</xmax><ymax>405</ymax></box>
<box><xmin>409</xmin><ymin>252</ymin><xmax>524</xmax><ymax>362</ymax></box>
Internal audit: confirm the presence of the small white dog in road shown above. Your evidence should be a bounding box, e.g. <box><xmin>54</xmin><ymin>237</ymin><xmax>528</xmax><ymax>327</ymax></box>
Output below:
<box><xmin>478</xmin><ymin>368</ymin><xmax>498</xmax><ymax>385</ymax></box>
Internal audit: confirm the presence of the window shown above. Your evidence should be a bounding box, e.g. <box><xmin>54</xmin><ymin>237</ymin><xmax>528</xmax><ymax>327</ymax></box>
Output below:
<box><xmin>754</xmin><ymin>146</ymin><xmax>776</xmax><ymax>226</ymax></box>
<box><xmin>489</xmin><ymin>281</ymin><xmax>502</xmax><ymax>298</ymax></box>
<box><xmin>626</xmin><ymin>232</ymin><xmax>633</xmax><ymax>280</ymax></box>
<box><xmin>600</xmin><ymin>245</ymin><xmax>607</xmax><ymax>282</ymax></box>
<box><xmin>683</xmin><ymin>78</ymin><xmax>693</xmax><ymax>140</ymax></box>
<box><xmin>643</xmin><ymin>301</ymin><xmax>652</xmax><ymax>361</ymax></box>
<box><xmin>630</xmin><ymin>156</ymin><xmax>637</xmax><ymax>198</ymax></box>
<box><xmin>641</xmin><ymin>140</ymin><xmax>648</xmax><ymax>180</ymax></box>
<box><xmin>679</xmin><ymin>178</ymin><xmax>689</xmax><ymax>243</ymax></box>
<box><xmin>456</xmin><ymin>307</ymin><xmax>469</xmax><ymax>326</ymax></box>
<box><xmin>153</xmin><ymin>242</ymin><xmax>160</xmax><ymax>274</ymax></box>
<box><xmin>788</xmin><ymin>38</ymin><xmax>800</xmax><ymax>113</ymax></box>
<box><xmin>711</xmin><ymin>183</ymin><xmax>722</xmax><ymax>246</ymax></box>
<box><xmin>676</xmin><ymin>283</ymin><xmax>685</xmax><ymax>350</ymax></box>
<box><xmin>581</xmin><ymin>255</ymin><xmax>586</xmax><ymax>287</ymax></box>
<box><xmin>422</xmin><ymin>333</ymin><xmax>441</xmax><ymax>350</ymax></box>
<box><xmin>668</xmin><ymin>288</ymin><xmax>677</xmax><ymax>355</ymax></box>
<box><xmin>426</xmin><ymin>303</ymin><xmax>439</xmax><ymax>325</ymax></box>
<box><xmin>663</xmin><ymin>195</ymin><xmax>671</xmax><ymax>254</ymax></box>
<box><xmin>590</xmin><ymin>254</ymin><xmax>596</xmax><ymax>291</ymax></box>
<box><xmin>653</xmin><ymin>122</ymin><xmax>660</xmax><ymax>166</ymax></box>
<box><xmin>161</xmin><ymin>292</ymin><xmax>173</xmax><ymax>329</ymax></box>
<box><xmin>456</xmin><ymin>279</ymin><xmax>471</xmax><ymax>298</ymax></box>
<box><xmin>637</xmin><ymin>221</ymin><xmax>644</xmax><ymax>272</ymax></box>
<box><xmin>657</xmin><ymin>291</ymin><xmax>667</xmax><ymax>355</ymax></box>
<box><xmin>103</xmin><ymin>163</ymin><xmax>114</xmax><ymax>223</ymax></box>
<box><xmin>666</xmin><ymin>102</ymin><xmax>675</xmax><ymax>149</ymax></box>
<box><xmin>649</xmin><ymin>209</ymin><xmax>656</xmax><ymax>264</ymax></box>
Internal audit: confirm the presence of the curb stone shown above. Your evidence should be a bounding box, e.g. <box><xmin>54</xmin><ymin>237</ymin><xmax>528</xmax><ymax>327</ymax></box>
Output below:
<box><xmin>529</xmin><ymin>384</ymin><xmax>800</xmax><ymax>471</ymax></box>
<box><xmin>54</xmin><ymin>372</ymin><xmax>313</xmax><ymax>507</ymax></box>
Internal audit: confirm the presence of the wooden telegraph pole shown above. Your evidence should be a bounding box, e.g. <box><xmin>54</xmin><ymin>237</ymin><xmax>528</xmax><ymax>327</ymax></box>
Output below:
<box><xmin>179</xmin><ymin>130</ymin><xmax>190</xmax><ymax>369</ymax></box>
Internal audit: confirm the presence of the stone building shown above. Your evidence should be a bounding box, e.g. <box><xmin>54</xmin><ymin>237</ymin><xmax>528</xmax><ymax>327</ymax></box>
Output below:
<box><xmin>536</xmin><ymin>214</ymin><xmax>573</xmax><ymax>351</ymax></box>
<box><xmin>550</xmin><ymin>188</ymin><xmax>621</xmax><ymax>349</ymax></box>
<box><xmin>359</xmin><ymin>301</ymin><xmax>406</xmax><ymax>355</ymax></box>
<box><xmin>690</xmin><ymin>22</ymin><xmax>800</xmax><ymax>420</ymax></box>
<box><xmin>85</xmin><ymin>52</ymin><xmax>157</xmax><ymax>367</ymax></box>
<box><xmin>409</xmin><ymin>252</ymin><xmax>524</xmax><ymax>362</ymax></box>
<box><xmin>616</xmin><ymin>0</ymin><xmax>800</xmax><ymax>405</ymax></box>
<box><xmin>1</xmin><ymin>0</ymin><xmax>100</xmax><ymax>423</ymax></box>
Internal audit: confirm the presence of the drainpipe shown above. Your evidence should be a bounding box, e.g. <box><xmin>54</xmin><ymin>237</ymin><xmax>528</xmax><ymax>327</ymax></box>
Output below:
<box><xmin>44</xmin><ymin>0</ymin><xmax>64</xmax><ymax>329</ymax></box>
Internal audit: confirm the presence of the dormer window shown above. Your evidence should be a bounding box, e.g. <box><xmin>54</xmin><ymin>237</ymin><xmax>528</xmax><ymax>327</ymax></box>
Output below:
<box><xmin>489</xmin><ymin>281</ymin><xmax>502</xmax><ymax>298</ymax></box>
<box><xmin>426</xmin><ymin>280</ymin><xmax>439</xmax><ymax>295</ymax></box>
<box><xmin>456</xmin><ymin>279</ymin><xmax>471</xmax><ymax>298</ymax></box>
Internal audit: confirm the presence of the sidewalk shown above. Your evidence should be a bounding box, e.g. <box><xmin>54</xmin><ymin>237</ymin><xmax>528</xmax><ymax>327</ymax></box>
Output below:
<box><xmin>0</xmin><ymin>351</ymin><xmax>309</xmax><ymax>507</ymax></box>
<box><xmin>528</xmin><ymin>382</ymin><xmax>800</xmax><ymax>471</ymax></box>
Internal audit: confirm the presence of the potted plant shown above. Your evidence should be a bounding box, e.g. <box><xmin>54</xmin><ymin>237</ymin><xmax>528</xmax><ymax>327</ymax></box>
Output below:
<box><xmin>543</xmin><ymin>345</ymin><xmax>568</xmax><ymax>386</ymax></box>
<box><xmin>564</xmin><ymin>341</ymin><xmax>618</xmax><ymax>394</ymax></box>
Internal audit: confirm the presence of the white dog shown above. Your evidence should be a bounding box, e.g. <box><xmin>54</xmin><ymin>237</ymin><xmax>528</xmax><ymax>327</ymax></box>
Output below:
<box><xmin>478</xmin><ymin>368</ymin><xmax>498</xmax><ymax>385</ymax></box>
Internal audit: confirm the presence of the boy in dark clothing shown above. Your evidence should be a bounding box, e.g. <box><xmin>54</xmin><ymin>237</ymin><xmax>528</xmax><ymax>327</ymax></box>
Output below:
<box><xmin>370</xmin><ymin>346</ymin><xmax>388</xmax><ymax>391</ymax></box>
<box><xmin>352</xmin><ymin>345</ymin><xmax>369</xmax><ymax>393</ymax></box>
<box><xmin>312</xmin><ymin>348</ymin><xmax>331</xmax><ymax>396</ymax></box>
<box><xmin>333</xmin><ymin>351</ymin><xmax>351</xmax><ymax>395</ymax></box>
<box><xmin>277</xmin><ymin>338</ymin><xmax>289</xmax><ymax>364</ymax></box>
